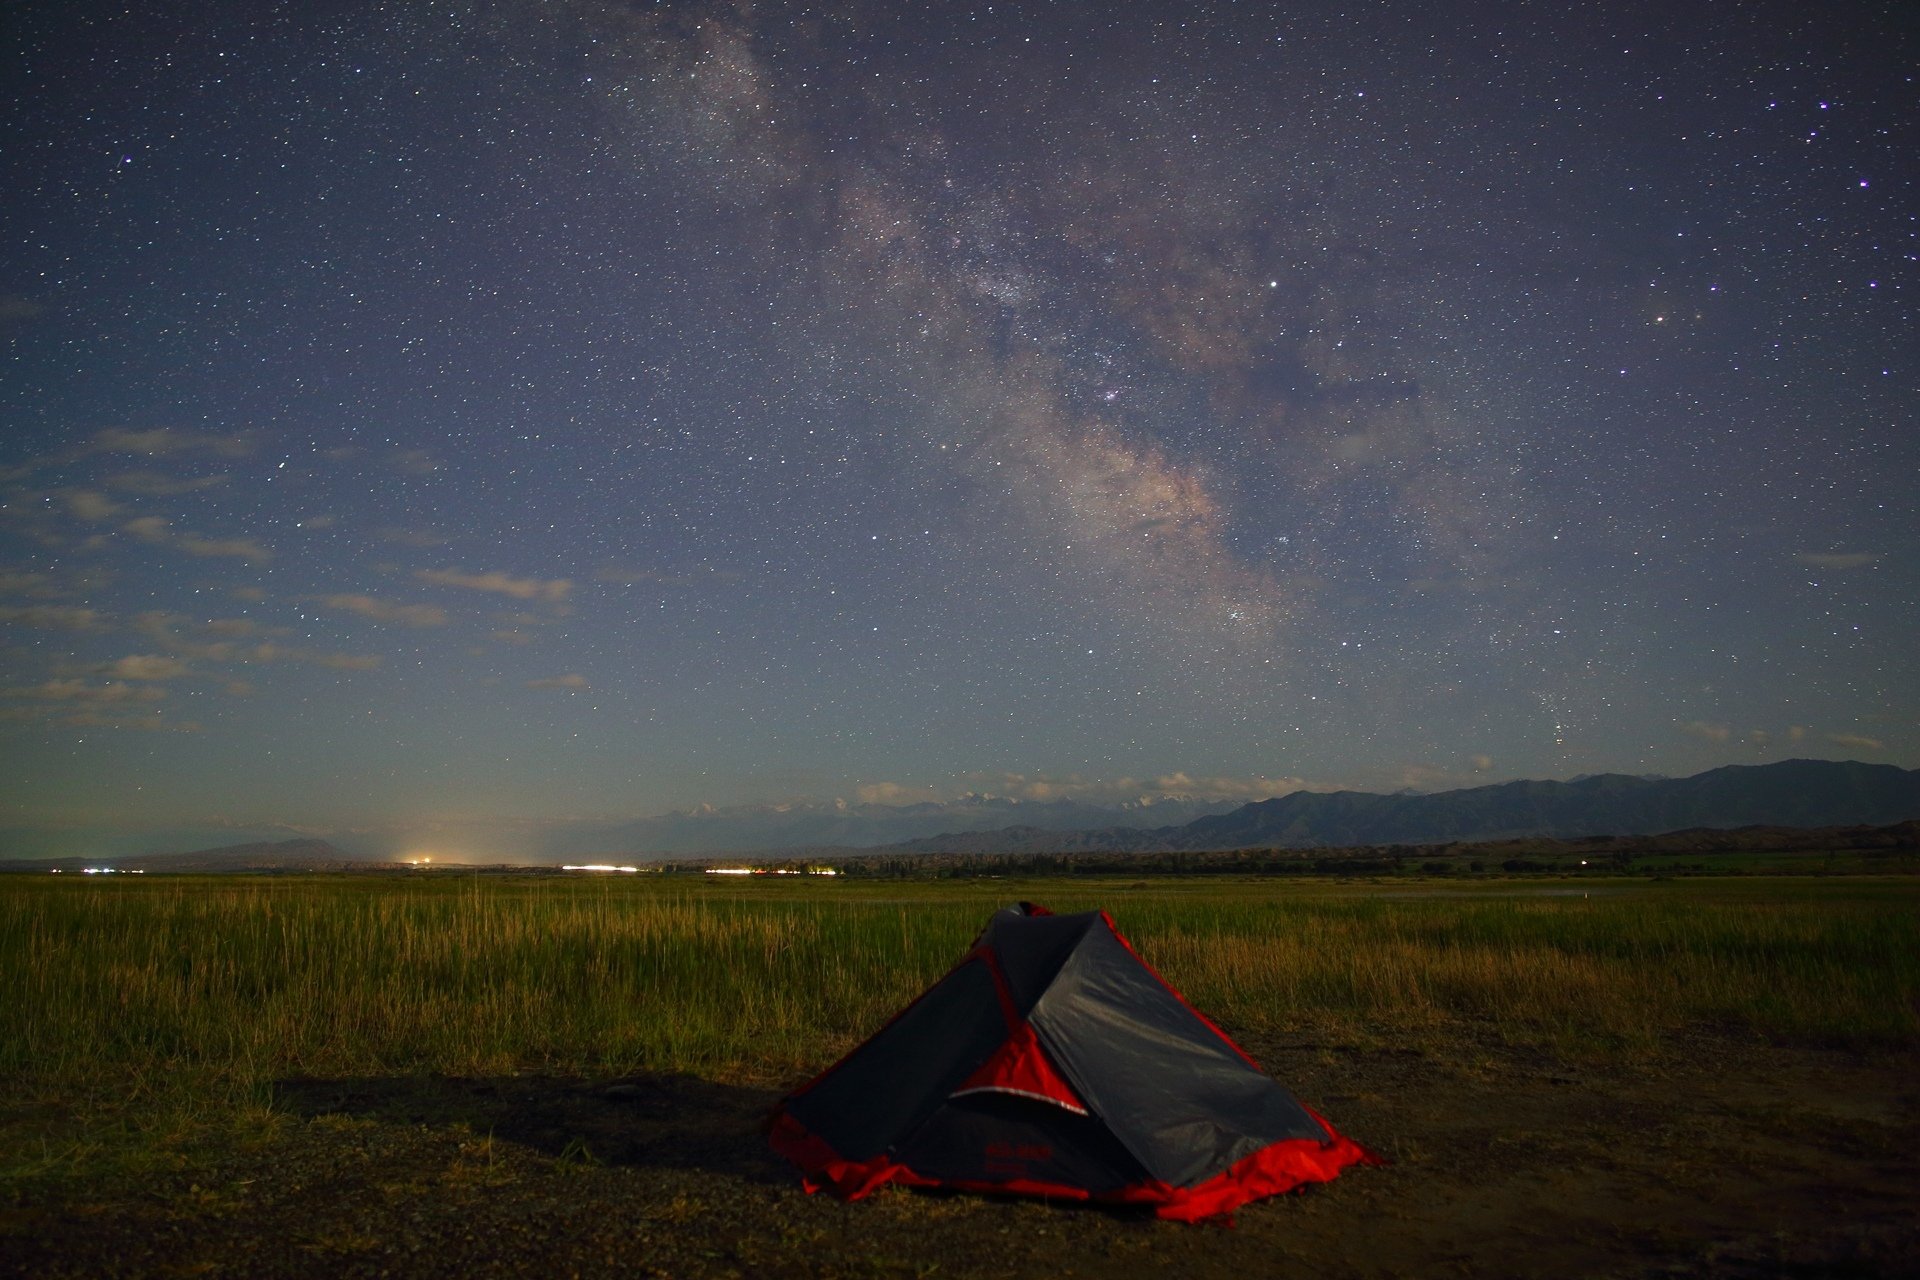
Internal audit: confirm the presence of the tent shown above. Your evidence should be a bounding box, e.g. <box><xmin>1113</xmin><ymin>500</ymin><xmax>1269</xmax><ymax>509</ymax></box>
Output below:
<box><xmin>767</xmin><ymin>902</ymin><xmax>1377</xmax><ymax>1221</ymax></box>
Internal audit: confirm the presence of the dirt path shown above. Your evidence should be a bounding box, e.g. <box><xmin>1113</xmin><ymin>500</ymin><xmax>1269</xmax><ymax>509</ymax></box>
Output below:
<box><xmin>4</xmin><ymin>1034</ymin><xmax>1916</xmax><ymax>1278</ymax></box>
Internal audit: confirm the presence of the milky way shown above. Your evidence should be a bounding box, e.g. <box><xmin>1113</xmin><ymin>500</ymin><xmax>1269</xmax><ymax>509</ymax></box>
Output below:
<box><xmin>1</xmin><ymin>1</ymin><xmax>1912</xmax><ymax>855</ymax></box>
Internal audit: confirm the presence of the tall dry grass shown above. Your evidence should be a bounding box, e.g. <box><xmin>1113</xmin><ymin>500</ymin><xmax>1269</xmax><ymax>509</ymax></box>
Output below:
<box><xmin>3</xmin><ymin>875</ymin><xmax>1915</xmax><ymax>1106</ymax></box>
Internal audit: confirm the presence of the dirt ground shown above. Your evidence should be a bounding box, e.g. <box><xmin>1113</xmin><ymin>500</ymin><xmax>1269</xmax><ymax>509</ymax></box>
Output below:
<box><xmin>3</xmin><ymin>1031</ymin><xmax>1916</xmax><ymax>1279</ymax></box>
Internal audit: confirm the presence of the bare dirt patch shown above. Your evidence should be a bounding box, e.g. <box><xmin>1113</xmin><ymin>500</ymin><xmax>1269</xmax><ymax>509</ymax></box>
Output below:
<box><xmin>4</xmin><ymin>1032</ymin><xmax>1915</xmax><ymax>1279</ymax></box>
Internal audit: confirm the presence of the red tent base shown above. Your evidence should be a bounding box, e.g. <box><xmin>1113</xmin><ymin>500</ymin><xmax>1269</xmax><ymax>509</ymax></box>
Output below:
<box><xmin>767</xmin><ymin>1107</ymin><xmax>1382</xmax><ymax>1223</ymax></box>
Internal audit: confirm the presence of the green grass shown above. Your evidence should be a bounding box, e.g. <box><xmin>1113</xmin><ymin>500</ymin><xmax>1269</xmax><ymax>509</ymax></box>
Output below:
<box><xmin>3</xmin><ymin>874</ymin><xmax>1917</xmax><ymax>1181</ymax></box>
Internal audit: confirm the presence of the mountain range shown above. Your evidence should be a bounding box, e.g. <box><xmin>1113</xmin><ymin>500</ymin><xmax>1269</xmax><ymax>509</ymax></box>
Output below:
<box><xmin>5</xmin><ymin>759</ymin><xmax>1915</xmax><ymax>870</ymax></box>
<box><xmin>859</xmin><ymin>759</ymin><xmax>1920</xmax><ymax>857</ymax></box>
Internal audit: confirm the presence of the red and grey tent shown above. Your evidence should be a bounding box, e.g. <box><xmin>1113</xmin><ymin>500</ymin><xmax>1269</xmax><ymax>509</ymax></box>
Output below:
<box><xmin>767</xmin><ymin>902</ymin><xmax>1377</xmax><ymax>1221</ymax></box>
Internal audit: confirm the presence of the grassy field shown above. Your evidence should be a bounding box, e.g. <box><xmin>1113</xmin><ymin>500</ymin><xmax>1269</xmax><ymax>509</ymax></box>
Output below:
<box><xmin>6</xmin><ymin>873</ymin><xmax>1916</xmax><ymax>1099</ymax></box>
<box><xmin>4</xmin><ymin>872</ymin><xmax>1918</xmax><ymax>1277</ymax></box>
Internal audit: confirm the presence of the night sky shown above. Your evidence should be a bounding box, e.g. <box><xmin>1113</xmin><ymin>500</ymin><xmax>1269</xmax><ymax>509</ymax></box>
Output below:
<box><xmin>3</xmin><ymin>1</ymin><xmax>1914</xmax><ymax>857</ymax></box>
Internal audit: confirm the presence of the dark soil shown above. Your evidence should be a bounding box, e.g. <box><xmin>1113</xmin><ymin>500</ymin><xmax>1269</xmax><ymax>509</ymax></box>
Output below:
<box><xmin>4</xmin><ymin>1032</ymin><xmax>1916</xmax><ymax>1278</ymax></box>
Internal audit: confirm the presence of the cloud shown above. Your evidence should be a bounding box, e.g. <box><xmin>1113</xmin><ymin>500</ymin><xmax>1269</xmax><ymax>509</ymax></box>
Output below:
<box><xmin>1470</xmin><ymin>754</ymin><xmax>1494</xmax><ymax>771</ymax></box>
<box><xmin>92</xmin><ymin>427</ymin><xmax>251</xmax><ymax>457</ymax></box>
<box><xmin>0</xmin><ymin>604</ymin><xmax>107</xmax><ymax>631</ymax></box>
<box><xmin>177</xmin><ymin>533</ymin><xmax>271</xmax><ymax>561</ymax></box>
<box><xmin>1678</xmin><ymin>720</ymin><xmax>1732</xmax><ymax>743</ymax></box>
<box><xmin>527</xmin><ymin>673</ymin><xmax>588</xmax><ymax>690</ymax></box>
<box><xmin>1826</xmin><ymin>733</ymin><xmax>1884</xmax><ymax>752</ymax></box>
<box><xmin>64</xmin><ymin>489</ymin><xmax>121</xmax><ymax>521</ymax></box>
<box><xmin>1793</xmin><ymin>552</ymin><xmax>1880</xmax><ymax>570</ymax></box>
<box><xmin>854</xmin><ymin>781</ymin><xmax>938</xmax><ymax>805</ymax></box>
<box><xmin>321</xmin><ymin>593</ymin><xmax>448</xmax><ymax>627</ymax></box>
<box><xmin>105</xmin><ymin>655</ymin><xmax>189</xmax><ymax>680</ymax></box>
<box><xmin>3</xmin><ymin>679</ymin><xmax>166</xmax><ymax>705</ymax></box>
<box><xmin>312</xmin><ymin>652</ymin><xmax>383</xmax><ymax>671</ymax></box>
<box><xmin>0</xmin><ymin>570</ymin><xmax>54</xmax><ymax>596</ymax></box>
<box><xmin>0</xmin><ymin>294</ymin><xmax>45</xmax><ymax>325</ymax></box>
<box><xmin>131</xmin><ymin>613</ymin><xmax>374</xmax><ymax>670</ymax></box>
<box><xmin>121</xmin><ymin>516</ymin><xmax>271</xmax><ymax>562</ymax></box>
<box><xmin>0</xmin><ymin>701</ymin><xmax>198</xmax><ymax>732</ymax></box>
<box><xmin>123</xmin><ymin>516</ymin><xmax>171</xmax><ymax>543</ymax></box>
<box><xmin>389</xmin><ymin>449</ymin><xmax>439</xmax><ymax>476</ymax></box>
<box><xmin>923</xmin><ymin>770</ymin><xmax>1326</xmax><ymax>806</ymax></box>
<box><xmin>246</xmin><ymin>643</ymin><xmax>382</xmax><ymax>671</ymax></box>
<box><xmin>60</xmin><ymin>711</ymin><xmax>201</xmax><ymax>732</ymax></box>
<box><xmin>1391</xmin><ymin>763</ymin><xmax>1481</xmax><ymax>793</ymax></box>
<box><xmin>104</xmin><ymin>471</ymin><xmax>230</xmax><ymax>495</ymax></box>
<box><xmin>131</xmin><ymin>611</ymin><xmax>277</xmax><ymax>659</ymax></box>
<box><xmin>418</xmin><ymin>568</ymin><xmax>571</xmax><ymax>602</ymax></box>
<box><xmin>297</xmin><ymin>515</ymin><xmax>337</xmax><ymax>529</ymax></box>
<box><xmin>230</xmin><ymin>586</ymin><xmax>266</xmax><ymax>602</ymax></box>
<box><xmin>1144</xmin><ymin>771</ymin><xmax>1314</xmax><ymax>800</ymax></box>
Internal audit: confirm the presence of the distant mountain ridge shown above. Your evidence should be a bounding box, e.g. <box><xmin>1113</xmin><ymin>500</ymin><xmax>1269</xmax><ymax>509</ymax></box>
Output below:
<box><xmin>5</xmin><ymin>760</ymin><xmax>1914</xmax><ymax>870</ymax></box>
<box><xmin>869</xmin><ymin>760</ymin><xmax>1920</xmax><ymax>856</ymax></box>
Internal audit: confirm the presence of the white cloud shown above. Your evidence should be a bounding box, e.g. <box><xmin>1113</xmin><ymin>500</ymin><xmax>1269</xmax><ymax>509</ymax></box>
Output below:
<box><xmin>1678</xmin><ymin>720</ymin><xmax>1732</xmax><ymax>743</ymax></box>
<box><xmin>872</xmin><ymin>770</ymin><xmax>1332</xmax><ymax>807</ymax></box>
<box><xmin>104</xmin><ymin>470</ymin><xmax>231</xmax><ymax>496</ymax></box>
<box><xmin>121</xmin><ymin>516</ymin><xmax>271</xmax><ymax>562</ymax></box>
<box><xmin>93</xmin><ymin>427</ymin><xmax>251</xmax><ymax>457</ymax></box>
<box><xmin>527</xmin><ymin>673</ymin><xmax>588</xmax><ymax>690</ymax></box>
<box><xmin>64</xmin><ymin>489</ymin><xmax>120</xmax><ymax>521</ymax></box>
<box><xmin>60</xmin><ymin>711</ymin><xmax>201</xmax><ymax>732</ymax></box>
<box><xmin>418</xmin><ymin>568</ymin><xmax>571</xmax><ymax>602</ymax></box>
<box><xmin>122</xmin><ymin>516</ymin><xmax>171</xmax><ymax>543</ymax></box>
<box><xmin>855</xmin><ymin>781</ymin><xmax>938</xmax><ymax>805</ymax></box>
<box><xmin>0</xmin><ymin>294</ymin><xmax>45</xmax><ymax>325</ymax></box>
<box><xmin>321</xmin><ymin>593</ymin><xmax>448</xmax><ymax>627</ymax></box>
<box><xmin>246</xmin><ymin>642</ymin><xmax>382</xmax><ymax>671</ymax></box>
<box><xmin>178</xmin><ymin>533</ymin><xmax>270</xmax><ymax>561</ymax></box>
<box><xmin>4</xmin><ymin>679</ymin><xmax>166</xmax><ymax>705</ymax></box>
<box><xmin>389</xmin><ymin>449</ymin><xmax>439</xmax><ymax>476</ymax></box>
<box><xmin>0</xmin><ymin>605</ymin><xmax>107</xmax><ymax>631</ymax></box>
<box><xmin>1826</xmin><ymin>732</ymin><xmax>1885</xmax><ymax>752</ymax></box>
<box><xmin>106</xmin><ymin>655</ymin><xmax>189</xmax><ymax>680</ymax></box>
